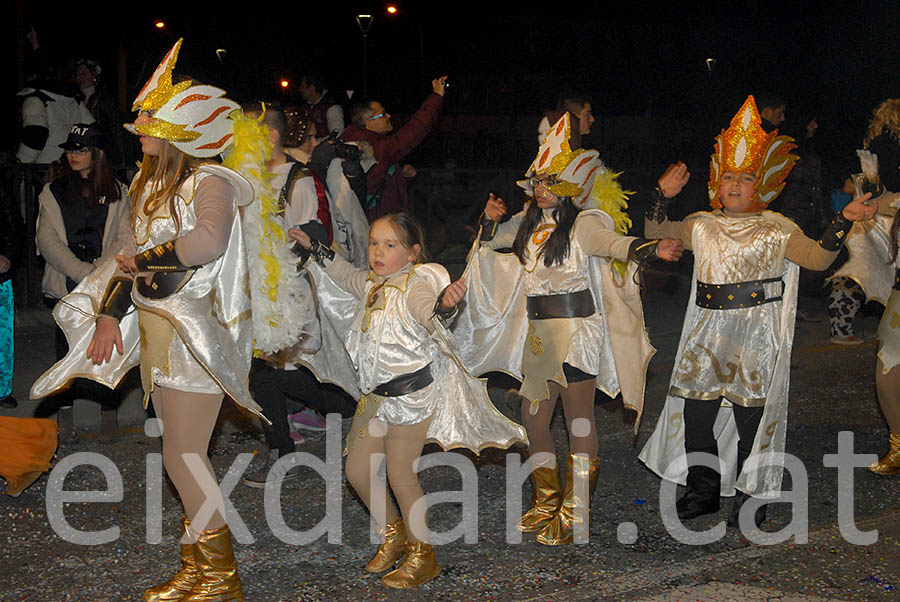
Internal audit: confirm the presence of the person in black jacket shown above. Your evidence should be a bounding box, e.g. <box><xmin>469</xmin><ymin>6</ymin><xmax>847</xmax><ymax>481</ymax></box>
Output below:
<box><xmin>0</xmin><ymin>154</ymin><xmax>24</xmax><ymax>408</ymax></box>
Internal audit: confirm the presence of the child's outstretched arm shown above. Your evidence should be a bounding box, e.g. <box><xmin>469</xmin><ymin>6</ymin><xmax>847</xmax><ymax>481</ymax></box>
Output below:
<box><xmin>289</xmin><ymin>227</ymin><xmax>368</xmax><ymax>299</ymax></box>
<box><xmin>477</xmin><ymin>193</ymin><xmax>523</xmax><ymax>248</ymax></box>
<box><xmin>785</xmin><ymin>192</ymin><xmax>877</xmax><ymax>270</ymax></box>
<box><xmin>644</xmin><ymin>162</ymin><xmax>695</xmax><ymax>250</ymax></box>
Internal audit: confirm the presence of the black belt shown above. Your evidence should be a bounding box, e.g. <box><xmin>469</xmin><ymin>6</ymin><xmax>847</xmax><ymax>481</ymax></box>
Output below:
<box><xmin>373</xmin><ymin>364</ymin><xmax>434</xmax><ymax>397</ymax></box>
<box><xmin>526</xmin><ymin>289</ymin><xmax>595</xmax><ymax>320</ymax></box>
<box><xmin>894</xmin><ymin>268</ymin><xmax>900</xmax><ymax>291</ymax></box>
<box><xmin>696</xmin><ymin>277</ymin><xmax>784</xmax><ymax>310</ymax></box>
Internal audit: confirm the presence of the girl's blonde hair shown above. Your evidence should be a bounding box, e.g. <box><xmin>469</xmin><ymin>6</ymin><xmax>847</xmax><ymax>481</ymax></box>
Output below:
<box><xmin>129</xmin><ymin>141</ymin><xmax>203</xmax><ymax>235</ymax></box>
<box><xmin>863</xmin><ymin>98</ymin><xmax>900</xmax><ymax>147</ymax></box>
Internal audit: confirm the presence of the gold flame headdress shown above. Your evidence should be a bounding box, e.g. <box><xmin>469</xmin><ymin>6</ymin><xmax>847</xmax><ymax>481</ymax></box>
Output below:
<box><xmin>124</xmin><ymin>39</ymin><xmax>240</xmax><ymax>158</ymax></box>
<box><xmin>708</xmin><ymin>95</ymin><xmax>798</xmax><ymax>211</ymax></box>
<box><xmin>518</xmin><ymin>112</ymin><xmax>606</xmax><ymax>209</ymax></box>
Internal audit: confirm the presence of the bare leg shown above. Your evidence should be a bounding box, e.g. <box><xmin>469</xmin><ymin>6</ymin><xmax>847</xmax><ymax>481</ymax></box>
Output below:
<box><xmin>151</xmin><ymin>387</ymin><xmax>226</xmax><ymax>533</ymax></box>
<box><xmin>876</xmin><ymin>358</ymin><xmax>900</xmax><ymax>432</ymax></box>
<box><xmin>385</xmin><ymin>417</ymin><xmax>433</xmax><ymax>543</ymax></box>
<box><xmin>345</xmin><ymin>418</ymin><xmax>399</xmax><ymax>527</ymax></box>
<box><xmin>520</xmin><ymin>386</ymin><xmax>560</xmax><ymax>466</ymax></box>
<box><xmin>559</xmin><ymin>378</ymin><xmax>598</xmax><ymax>457</ymax></box>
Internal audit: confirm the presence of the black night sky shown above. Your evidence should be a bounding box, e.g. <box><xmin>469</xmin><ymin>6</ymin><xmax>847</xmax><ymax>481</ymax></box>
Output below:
<box><xmin>7</xmin><ymin>0</ymin><xmax>900</xmax><ymax>181</ymax></box>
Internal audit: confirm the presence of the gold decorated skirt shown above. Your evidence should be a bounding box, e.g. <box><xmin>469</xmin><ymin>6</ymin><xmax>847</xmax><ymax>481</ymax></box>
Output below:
<box><xmin>519</xmin><ymin>315</ymin><xmax>603</xmax><ymax>415</ymax></box>
<box><xmin>138</xmin><ymin>309</ymin><xmax>222</xmax><ymax>405</ymax></box>
<box><xmin>878</xmin><ymin>290</ymin><xmax>900</xmax><ymax>373</ymax></box>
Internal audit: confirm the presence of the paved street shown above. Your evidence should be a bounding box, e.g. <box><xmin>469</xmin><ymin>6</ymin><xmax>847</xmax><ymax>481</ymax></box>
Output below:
<box><xmin>2</xmin><ymin>246</ymin><xmax>898</xmax><ymax>601</ymax></box>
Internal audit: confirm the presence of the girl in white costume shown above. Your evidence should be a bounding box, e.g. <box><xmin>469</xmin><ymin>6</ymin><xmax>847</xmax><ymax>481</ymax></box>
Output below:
<box><xmin>31</xmin><ymin>39</ymin><xmax>258</xmax><ymax>601</ymax></box>
<box><xmin>848</xmin><ymin>99</ymin><xmax>900</xmax><ymax>475</ymax></box>
<box><xmin>457</xmin><ymin>113</ymin><xmax>682</xmax><ymax>546</ymax></box>
<box><xmin>290</xmin><ymin>212</ymin><xmax>525</xmax><ymax>588</ymax></box>
<box><xmin>638</xmin><ymin>96</ymin><xmax>877</xmax><ymax>528</ymax></box>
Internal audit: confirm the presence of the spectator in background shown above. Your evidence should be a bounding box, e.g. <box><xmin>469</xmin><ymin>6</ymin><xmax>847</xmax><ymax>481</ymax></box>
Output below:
<box><xmin>0</xmin><ymin>161</ymin><xmax>24</xmax><ymax>409</ymax></box>
<box><xmin>16</xmin><ymin>81</ymin><xmax>94</xmax><ymax>164</ymax></box>
<box><xmin>757</xmin><ymin>93</ymin><xmax>786</xmax><ymax>132</ymax></box>
<box><xmin>299</xmin><ymin>73</ymin><xmax>345</xmax><ymax>140</ymax></box>
<box><xmin>75</xmin><ymin>59</ymin><xmax>126</xmax><ymax>171</ymax></box>
<box><xmin>537</xmin><ymin>94</ymin><xmax>595</xmax><ymax>148</ymax></box>
<box><xmin>341</xmin><ymin>76</ymin><xmax>447</xmax><ymax>220</ymax></box>
<box><xmin>36</xmin><ymin>124</ymin><xmax>130</xmax><ymax>361</ymax></box>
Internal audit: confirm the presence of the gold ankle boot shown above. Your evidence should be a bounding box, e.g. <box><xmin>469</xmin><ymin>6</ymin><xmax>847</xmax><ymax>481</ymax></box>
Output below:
<box><xmin>381</xmin><ymin>541</ymin><xmax>440</xmax><ymax>589</ymax></box>
<box><xmin>143</xmin><ymin>515</ymin><xmax>199</xmax><ymax>601</ymax></box>
<box><xmin>869</xmin><ymin>433</ymin><xmax>900</xmax><ymax>476</ymax></box>
<box><xmin>517</xmin><ymin>464</ymin><xmax>562</xmax><ymax>532</ymax></box>
<box><xmin>536</xmin><ymin>454</ymin><xmax>600</xmax><ymax>546</ymax></box>
<box><xmin>182</xmin><ymin>524</ymin><xmax>243</xmax><ymax>601</ymax></box>
<box><xmin>365</xmin><ymin>517</ymin><xmax>408</xmax><ymax>573</ymax></box>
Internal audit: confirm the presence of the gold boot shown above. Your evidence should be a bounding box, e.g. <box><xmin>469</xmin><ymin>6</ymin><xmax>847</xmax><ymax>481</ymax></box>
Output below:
<box><xmin>517</xmin><ymin>464</ymin><xmax>562</xmax><ymax>532</ymax></box>
<box><xmin>143</xmin><ymin>515</ymin><xmax>199</xmax><ymax>601</ymax></box>
<box><xmin>365</xmin><ymin>517</ymin><xmax>408</xmax><ymax>573</ymax></box>
<box><xmin>869</xmin><ymin>433</ymin><xmax>900</xmax><ymax>476</ymax></box>
<box><xmin>182</xmin><ymin>524</ymin><xmax>243</xmax><ymax>601</ymax></box>
<box><xmin>381</xmin><ymin>541</ymin><xmax>440</xmax><ymax>589</ymax></box>
<box><xmin>536</xmin><ymin>454</ymin><xmax>600</xmax><ymax>546</ymax></box>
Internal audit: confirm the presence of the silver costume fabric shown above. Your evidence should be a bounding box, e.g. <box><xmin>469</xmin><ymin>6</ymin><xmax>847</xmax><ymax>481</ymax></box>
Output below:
<box><xmin>639</xmin><ymin>210</ymin><xmax>800</xmax><ymax>497</ymax></box>
<box><xmin>829</xmin><ymin>212</ymin><xmax>895</xmax><ymax>306</ymax></box>
<box><xmin>449</xmin><ymin>209</ymin><xmax>654</xmax><ymax>429</ymax></box>
<box><xmin>31</xmin><ymin>165</ymin><xmax>266</xmax><ymax>421</ymax></box>
<box><xmin>306</xmin><ymin>260</ymin><xmax>527</xmax><ymax>452</ymax></box>
<box><xmin>669</xmin><ymin>211</ymin><xmax>796</xmax><ymax>405</ymax></box>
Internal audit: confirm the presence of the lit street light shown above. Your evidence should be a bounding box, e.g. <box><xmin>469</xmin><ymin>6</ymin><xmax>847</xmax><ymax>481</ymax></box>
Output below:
<box><xmin>355</xmin><ymin>13</ymin><xmax>374</xmax><ymax>97</ymax></box>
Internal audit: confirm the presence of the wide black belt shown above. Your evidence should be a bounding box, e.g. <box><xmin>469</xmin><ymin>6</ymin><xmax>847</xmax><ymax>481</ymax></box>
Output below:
<box><xmin>696</xmin><ymin>277</ymin><xmax>784</xmax><ymax>310</ymax></box>
<box><xmin>526</xmin><ymin>289</ymin><xmax>595</xmax><ymax>320</ymax></box>
<box><xmin>894</xmin><ymin>268</ymin><xmax>900</xmax><ymax>291</ymax></box>
<box><xmin>373</xmin><ymin>364</ymin><xmax>434</xmax><ymax>397</ymax></box>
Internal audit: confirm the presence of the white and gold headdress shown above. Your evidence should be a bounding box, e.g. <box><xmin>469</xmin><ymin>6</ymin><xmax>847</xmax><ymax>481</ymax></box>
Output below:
<box><xmin>518</xmin><ymin>112</ymin><xmax>607</xmax><ymax>209</ymax></box>
<box><xmin>124</xmin><ymin>39</ymin><xmax>240</xmax><ymax>158</ymax></box>
<box><xmin>708</xmin><ymin>95</ymin><xmax>798</xmax><ymax>211</ymax></box>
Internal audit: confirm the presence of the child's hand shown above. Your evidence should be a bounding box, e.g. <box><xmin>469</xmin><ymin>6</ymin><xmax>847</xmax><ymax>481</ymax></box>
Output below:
<box><xmin>484</xmin><ymin>193</ymin><xmax>507</xmax><ymax>221</ymax></box>
<box><xmin>115</xmin><ymin>254</ymin><xmax>138</xmax><ymax>276</ymax></box>
<box><xmin>656</xmin><ymin>238</ymin><xmax>684</xmax><ymax>262</ymax></box>
<box><xmin>657</xmin><ymin>162</ymin><xmax>690</xmax><ymax>198</ymax></box>
<box><xmin>841</xmin><ymin>192</ymin><xmax>877</xmax><ymax>222</ymax></box>
<box><xmin>288</xmin><ymin>228</ymin><xmax>312</xmax><ymax>249</ymax></box>
<box><xmin>87</xmin><ymin>316</ymin><xmax>123</xmax><ymax>365</ymax></box>
<box><xmin>441</xmin><ymin>279</ymin><xmax>467</xmax><ymax>310</ymax></box>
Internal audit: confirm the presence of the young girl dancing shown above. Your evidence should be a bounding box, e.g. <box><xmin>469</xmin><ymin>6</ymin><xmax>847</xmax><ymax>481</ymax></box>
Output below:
<box><xmin>290</xmin><ymin>212</ymin><xmax>525</xmax><ymax>588</ymax></box>
<box><xmin>451</xmin><ymin>113</ymin><xmax>682</xmax><ymax>546</ymax></box>
<box><xmin>32</xmin><ymin>39</ymin><xmax>265</xmax><ymax>600</ymax></box>
<box><xmin>639</xmin><ymin>96</ymin><xmax>877</xmax><ymax>528</ymax></box>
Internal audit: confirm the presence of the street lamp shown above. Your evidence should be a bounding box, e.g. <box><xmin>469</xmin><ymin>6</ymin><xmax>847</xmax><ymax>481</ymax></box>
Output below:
<box><xmin>356</xmin><ymin>13</ymin><xmax>374</xmax><ymax>97</ymax></box>
<box><xmin>154</xmin><ymin>20</ymin><xmax>165</xmax><ymax>29</ymax></box>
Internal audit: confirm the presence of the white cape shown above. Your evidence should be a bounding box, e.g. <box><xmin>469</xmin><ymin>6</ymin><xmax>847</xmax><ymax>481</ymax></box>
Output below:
<box><xmin>304</xmin><ymin>262</ymin><xmax>528</xmax><ymax>453</ymax></box>
<box><xmin>638</xmin><ymin>261</ymin><xmax>799</xmax><ymax>497</ymax></box>
<box><xmin>447</xmin><ymin>229</ymin><xmax>655</xmax><ymax>431</ymax></box>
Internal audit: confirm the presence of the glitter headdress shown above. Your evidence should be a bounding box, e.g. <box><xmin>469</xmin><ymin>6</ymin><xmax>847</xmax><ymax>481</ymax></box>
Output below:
<box><xmin>518</xmin><ymin>112</ymin><xmax>606</xmax><ymax>209</ymax></box>
<box><xmin>708</xmin><ymin>95</ymin><xmax>798</xmax><ymax>211</ymax></box>
<box><xmin>124</xmin><ymin>39</ymin><xmax>240</xmax><ymax>158</ymax></box>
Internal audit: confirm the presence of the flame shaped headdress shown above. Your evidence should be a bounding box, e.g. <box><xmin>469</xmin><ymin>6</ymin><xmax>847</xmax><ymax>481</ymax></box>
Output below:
<box><xmin>518</xmin><ymin>112</ymin><xmax>607</xmax><ymax>209</ymax></box>
<box><xmin>124</xmin><ymin>39</ymin><xmax>240</xmax><ymax>158</ymax></box>
<box><xmin>708</xmin><ymin>95</ymin><xmax>798</xmax><ymax>211</ymax></box>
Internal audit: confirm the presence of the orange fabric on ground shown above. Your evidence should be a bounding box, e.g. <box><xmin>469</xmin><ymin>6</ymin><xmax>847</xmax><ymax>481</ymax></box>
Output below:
<box><xmin>0</xmin><ymin>417</ymin><xmax>58</xmax><ymax>496</ymax></box>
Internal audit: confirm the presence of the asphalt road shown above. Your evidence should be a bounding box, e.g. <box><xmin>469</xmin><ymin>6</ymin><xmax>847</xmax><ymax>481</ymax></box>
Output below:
<box><xmin>2</xmin><ymin>247</ymin><xmax>898</xmax><ymax>601</ymax></box>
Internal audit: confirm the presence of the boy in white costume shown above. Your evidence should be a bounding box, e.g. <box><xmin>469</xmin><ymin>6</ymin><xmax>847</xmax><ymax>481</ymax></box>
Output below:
<box><xmin>638</xmin><ymin>96</ymin><xmax>877</xmax><ymax>528</ymax></box>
